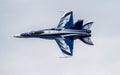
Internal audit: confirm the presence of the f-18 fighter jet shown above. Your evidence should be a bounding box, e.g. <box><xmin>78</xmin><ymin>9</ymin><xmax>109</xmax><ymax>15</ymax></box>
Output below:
<box><xmin>14</xmin><ymin>11</ymin><xmax>94</xmax><ymax>56</ymax></box>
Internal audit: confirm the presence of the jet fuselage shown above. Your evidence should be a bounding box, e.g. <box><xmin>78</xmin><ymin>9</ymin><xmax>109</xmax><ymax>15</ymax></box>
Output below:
<box><xmin>14</xmin><ymin>29</ymin><xmax>91</xmax><ymax>40</ymax></box>
<box><xmin>14</xmin><ymin>11</ymin><xmax>93</xmax><ymax>56</ymax></box>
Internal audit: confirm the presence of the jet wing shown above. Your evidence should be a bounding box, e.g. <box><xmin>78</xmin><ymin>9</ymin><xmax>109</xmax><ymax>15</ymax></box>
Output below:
<box><xmin>55</xmin><ymin>37</ymin><xmax>74</xmax><ymax>56</ymax></box>
<box><xmin>57</xmin><ymin>11</ymin><xmax>73</xmax><ymax>29</ymax></box>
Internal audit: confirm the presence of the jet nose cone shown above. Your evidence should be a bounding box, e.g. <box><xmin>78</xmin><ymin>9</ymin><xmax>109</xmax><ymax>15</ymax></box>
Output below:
<box><xmin>14</xmin><ymin>33</ymin><xmax>31</xmax><ymax>38</ymax></box>
<box><xmin>14</xmin><ymin>34</ymin><xmax>22</xmax><ymax>38</ymax></box>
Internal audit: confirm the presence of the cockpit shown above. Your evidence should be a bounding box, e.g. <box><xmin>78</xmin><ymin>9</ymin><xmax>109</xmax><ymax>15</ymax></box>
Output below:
<box><xmin>30</xmin><ymin>30</ymin><xmax>44</xmax><ymax>35</ymax></box>
<box><xmin>51</xmin><ymin>28</ymin><xmax>61</xmax><ymax>31</ymax></box>
<box><xmin>51</xmin><ymin>28</ymin><xmax>56</xmax><ymax>30</ymax></box>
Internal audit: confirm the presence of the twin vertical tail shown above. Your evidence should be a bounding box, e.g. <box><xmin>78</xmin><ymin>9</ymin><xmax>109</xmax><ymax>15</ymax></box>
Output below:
<box><xmin>80</xmin><ymin>22</ymin><xmax>94</xmax><ymax>45</ymax></box>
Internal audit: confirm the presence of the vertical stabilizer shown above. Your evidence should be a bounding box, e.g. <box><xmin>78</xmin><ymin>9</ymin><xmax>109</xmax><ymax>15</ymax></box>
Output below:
<box><xmin>71</xmin><ymin>20</ymin><xmax>83</xmax><ymax>30</ymax></box>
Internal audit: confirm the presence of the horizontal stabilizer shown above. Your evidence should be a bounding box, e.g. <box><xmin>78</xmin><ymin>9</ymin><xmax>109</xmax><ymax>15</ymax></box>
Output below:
<box><xmin>80</xmin><ymin>37</ymin><xmax>94</xmax><ymax>45</ymax></box>
<box><xmin>83</xmin><ymin>22</ymin><xmax>93</xmax><ymax>30</ymax></box>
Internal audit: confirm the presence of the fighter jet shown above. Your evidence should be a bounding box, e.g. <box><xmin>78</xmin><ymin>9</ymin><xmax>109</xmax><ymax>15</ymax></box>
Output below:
<box><xmin>14</xmin><ymin>11</ymin><xmax>94</xmax><ymax>56</ymax></box>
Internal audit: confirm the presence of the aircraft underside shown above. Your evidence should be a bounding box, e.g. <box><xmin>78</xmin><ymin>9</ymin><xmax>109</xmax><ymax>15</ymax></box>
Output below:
<box><xmin>14</xmin><ymin>11</ymin><xmax>94</xmax><ymax>56</ymax></box>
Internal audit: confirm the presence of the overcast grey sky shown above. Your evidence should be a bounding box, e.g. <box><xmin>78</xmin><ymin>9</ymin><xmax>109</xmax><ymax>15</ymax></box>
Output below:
<box><xmin>0</xmin><ymin>0</ymin><xmax>120</xmax><ymax>75</ymax></box>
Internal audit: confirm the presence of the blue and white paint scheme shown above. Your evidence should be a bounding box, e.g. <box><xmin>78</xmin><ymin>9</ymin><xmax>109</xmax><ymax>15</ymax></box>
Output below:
<box><xmin>14</xmin><ymin>11</ymin><xmax>94</xmax><ymax>56</ymax></box>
